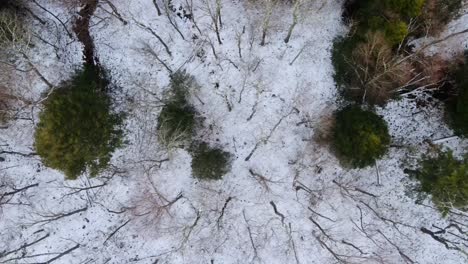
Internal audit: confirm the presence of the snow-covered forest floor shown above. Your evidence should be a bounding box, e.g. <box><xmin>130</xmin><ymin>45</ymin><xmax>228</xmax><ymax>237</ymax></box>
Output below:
<box><xmin>1</xmin><ymin>0</ymin><xmax>467</xmax><ymax>263</ymax></box>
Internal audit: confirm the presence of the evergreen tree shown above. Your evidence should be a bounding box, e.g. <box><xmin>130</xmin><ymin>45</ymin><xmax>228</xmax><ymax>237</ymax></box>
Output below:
<box><xmin>190</xmin><ymin>142</ymin><xmax>231</xmax><ymax>180</ymax></box>
<box><xmin>333</xmin><ymin>105</ymin><xmax>390</xmax><ymax>168</ymax></box>
<box><xmin>157</xmin><ymin>71</ymin><xmax>197</xmax><ymax>147</ymax></box>
<box><xmin>415</xmin><ymin>151</ymin><xmax>468</xmax><ymax>215</ymax></box>
<box><xmin>35</xmin><ymin>66</ymin><xmax>123</xmax><ymax>179</ymax></box>
<box><xmin>447</xmin><ymin>59</ymin><xmax>468</xmax><ymax>138</ymax></box>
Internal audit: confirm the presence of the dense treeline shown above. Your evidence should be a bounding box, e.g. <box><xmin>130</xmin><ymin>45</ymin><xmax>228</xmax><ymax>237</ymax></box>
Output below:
<box><xmin>331</xmin><ymin>0</ymin><xmax>467</xmax><ymax>215</ymax></box>
<box><xmin>1</xmin><ymin>0</ymin><xmax>465</xmax><ymax>217</ymax></box>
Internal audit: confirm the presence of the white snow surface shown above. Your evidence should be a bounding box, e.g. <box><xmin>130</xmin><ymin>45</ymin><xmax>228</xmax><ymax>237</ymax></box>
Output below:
<box><xmin>414</xmin><ymin>2</ymin><xmax>468</xmax><ymax>59</ymax></box>
<box><xmin>0</xmin><ymin>0</ymin><xmax>467</xmax><ymax>263</ymax></box>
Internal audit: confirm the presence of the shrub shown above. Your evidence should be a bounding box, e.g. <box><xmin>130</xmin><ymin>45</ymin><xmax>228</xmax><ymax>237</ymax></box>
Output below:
<box><xmin>157</xmin><ymin>71</ymin><xmax>198</xmax><ymax>148</ymax></box>
<box><xmin>169</xmin><ymin>70</ymin><xmax>196</xmax><ymax>103</ymax></box>
<box><xmin>414</xmin><ymin>151</ymin><xmax>468</xmax><ymax>215</ymax></box>
<box><xmin>384</xmin><ymin>20</ymin><xmax>408</xmax><ymax>46</ymax></box>
<box><xmin>35</xmin><ymin>66</ymin><xmax>123</xmax><ymax>179</ymax></box>
<box><xmin>446</xmin><ymin>59</ymin><xmax>468</xmax><ymax>137</ymax></box>
<box><xmin>365</xmin><ymin>16</ymin><xmax>408</xmax><ymax>46</ymax></box>
<box><xmin>157</xmin><ymin>102</ymin><xmax>196</xmax><ymax>148</ymax></box>
<box><xmin>333</xmin><ymin>105</ymin><xmax>390</xmax><ymax>168</ymax></box>
<box><xmin>190</xmin><ymin>142</ymin><xmax>231</xmax><ymax>180</ymax></box>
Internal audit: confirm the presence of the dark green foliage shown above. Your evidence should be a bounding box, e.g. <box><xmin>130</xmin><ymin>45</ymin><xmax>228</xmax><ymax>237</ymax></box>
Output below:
<box><xmin>169</xmin><ymin>70</ymin><xmax>194</xmax><ymax>104</ymax></box>
<box><xmin>333</xmin><ymin>105</ymin><xmax>390</xmax><ymax>168</ymax></box>
<box><xmin>157</xmin><ymin>72</ymin><xmax>232</xmax><ymax>180</ymax></box>
<box><xmin>332</xmin><ymin>35</ymin><xmax>361</xmax><ymax>88</ymax></box>
<box><xmin>447</xmin><ymin>60</ymin><xmax>468</xmax><ymax>138</ymax></box>
<box><xmin>351</xmin><ymin>0</ymin><xmax>424</xmax><ymax>24</ymax></box>
<box><xmin>338</xmin><ymin>0</ymin><xmax>418</xmax><ymax>50</ymax></box>
<box><xmin>157</xmin><ymin>71</ymin><xmax>197</xmax><ymax>146</ymax></box>
<box><xmin>350</xmin><ymin>0</ymin><xmax>381</xmax><ymax>22</ymax></box>
<box><xmin>158</xmin><ymin>103</ymin><xmax>195</xmax><ymax>142</ymax></box>
<box><xmin>414</xmin><ymin>151</ymin><xmax>468</xmax><ymax>215</ymax></box>
<box><xmin>35</xmin><ymin>66</ymin><xmax>123</xmax><ymax>179</ymax></box>
<box><xmin>190</xmin><ymin>142</ymin><xmax>231</xmax><ymax>180</ymax></box>
<box><xmin>362</xmin><ymin>16</ymin><xmax>408</xmax><ymax>46</ymax></box>
<box><xmin>386</xmin><ymin>0</ymin><xmax>425</xmax><ymax>17</ymax></box>
<box><xmin>384</xmin><ymin>20</ymin><xmax>408</xmax><ymax>46</ymax></box>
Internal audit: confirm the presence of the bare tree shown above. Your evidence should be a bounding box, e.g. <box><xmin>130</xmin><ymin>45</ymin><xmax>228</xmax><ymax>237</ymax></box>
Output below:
<box><xmin>0</xmin><ymin>8</ymin><xmax>52</xmax><ymax>118</ymax></box>
<box><xmin>203</xmin><ymin>0</ymin><xmax>222</xmax><ymax>44</ymax></box>
<box><xmin>133</xmin><ymin>18</ymin><xmax>172</xmax><ymax>56</ymax></box>
<box><xmin>30</xmin><ymin>0</ymin><xmax>73</xmax><ymax>38</ymax></box>
<box><xmin>284</xmin><ymin>0</ymin><xmax>302</xmax><ymax>43</ymax></box>
<box><xmin>153</xmin><ymin>0</ymin><xmax>162</xmax><ymax>16</ymax></box>
<box><xmin>235</xmin><ymin>26</ymin><xmax>245</xmax><ymax>58</ymax></box>
<box><xmin>185</xmin><ymin>0</ymin><xmax>202</xmax><ymax>34</ymax></box>
<box><xmin>139</xmin><ymin>41</ymin><xmax>173</xmax><ymax>74</ymax></box>
<box><xmin>0</xmin><ymin>9</ymin><xmax>30</xmax><ymax>53</ymax></box>
<box><xmin>100</xmin><ymin>0</ymin><xmax>128</xmax><ymax>25</ymax></box>
<box><xmin>245</xmin><ymin>108</ymin><xmax>298</xmax><ymax>161</ymax></box>
<box><xmin>31</xmin><ymin>206</ymin><xmax>88</xmax><ymax>226</ymax></box>
<box><xmin>130</xmin><ymin>181</ymin><xmax>183</xmax><ymax>231</ymax></box>
<box><xmin>347</xmin><ymin>31</ymin><xmax>416</xmax><ymax>105</ymax></box>
<box><xmin>216</xmin><ymin>0</ymin><xmax>222</xmax><ymax>28</ymax></box>
<box><xmin>0</xmin><ymin>176</ymin><xmax>37</xmax><ymax>212</ymax></box>
<box><xmin>260</xmin><ymin>0</ymin><xmax>276</xmax><ymax>46</ymax></box>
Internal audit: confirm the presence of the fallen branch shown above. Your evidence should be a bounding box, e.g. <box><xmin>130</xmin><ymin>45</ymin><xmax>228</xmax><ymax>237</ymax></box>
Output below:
<box><xmin>308</xmin><ymin>207</ymin><xmax>336</xmax><ymax>222</ymax></box>
<box><xmin>0</xmin><ymin>233</ymin><xmax>49</xmax><ymax>258</ymax></box>
<box><xmin>1</xmin><ymin>183</ymin><xmax>39</xmax><ymax>200</ymax></box>
<box><xmin>101</xmin><ymin>0</ymin><xmax>128</xmax><ymax>25</ymax></box>
<box><xmin>309</xmin><ymin>217</ymin><xmax>331</xmax><ymax>240</ymax></box>
<box><xmin>314</xmin><ymin>235</ymin><xmax>345</xmax><ymax>263</ymax></box>
<box><xmin>377</xmin><ymin>230</ymin><xmax>414</xmax><ymax>264</ymax></box>
<box><xmin>332</xmin><ymin>180</ymin><xmax>378</xmax><ymax>198</ymax></box>
<box><xmin>242</xmin><ymin>210</ymin><xmax>258</xmax><ymax>262</ymax></box>
<box><xmin>103</xmin><ymin>219</ymin><xmax>132</xmax><ymax>245</ymax></box>
<box><xmin>341</xmin><ymin>240</ymin><xmax>365</xmax><ymax>255</ymax></box>
<box><xmin>34</xmin><ymin>206</ymin><xmax>88</xmax><ymax>225</ymax></box>
<box><xmin>0</xmin><ymin>150</ymin><xmax>37</xmax><ymax>157</ymax></box>
<box><xmin>245</xmin><ymin>109</ymin><xmax>297</xmax><ymax>161</ymax></box>
<box><xmin>217</xmin><ymin>197</ymin><xmax>232</xmax><ymax>229</ymax></box>
<box><xmin>38</xmin><ymin>244</ymin><xmax>80</xmax><ymax>264</ymax></box>
<box><xmin>420</xmin><ymin>227</ymin><xmax>465</xmax><ymax>252</ymax></box>
<box><xmin>30</xmin><ymin>0</ymin><xmax>73</xmax><ymax>38</ymax></box>
<box><xmin>133</xmin><ymin>19</ymin><xmax>172</xmax><ymax>56</ymax></box>
<box><xmin>270</xmin><ymin>201</ymin><xmax>285</xmax><ymax>225</ymax></box>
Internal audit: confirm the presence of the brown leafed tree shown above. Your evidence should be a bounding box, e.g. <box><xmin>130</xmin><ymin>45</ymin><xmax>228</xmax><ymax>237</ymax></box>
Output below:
<box><xmin>347</xmin><ymin>31</ymin><xmax>414</xmax><ymax>105</ymax></box>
